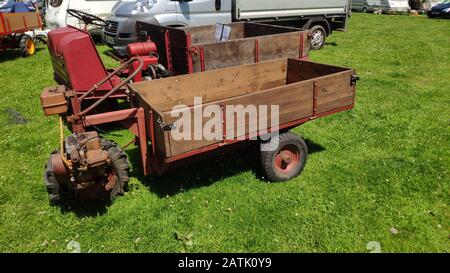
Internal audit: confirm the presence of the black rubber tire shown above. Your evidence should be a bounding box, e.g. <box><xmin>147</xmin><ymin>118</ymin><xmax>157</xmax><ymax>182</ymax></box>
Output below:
<box><xmin>362</xmin><ymin>7</ymin><xmax>368</xmax><ymax>13</ymax></box>
<box><xmin>18</xmin><ymin>34</ymin><xmax>35</xmax><ymax>57</ymax></box>
<box><xmin>309</xmin><ymin>25</ymin><xmax>327</xmax><ymax>50</ymax></box>
<box><xmin>100</xmin><ymin>139</ymin><xmax>130</xmax><ymax>201</ymax></box>
<box><xmin>260</xmin><ymin>132</ymin><xmax>308</xmax><ymax>182</ymax></box>
<box><xmin>43</xmin><ymin>151</ymin><xmax>62</xmax><ymax>203</ymax></box>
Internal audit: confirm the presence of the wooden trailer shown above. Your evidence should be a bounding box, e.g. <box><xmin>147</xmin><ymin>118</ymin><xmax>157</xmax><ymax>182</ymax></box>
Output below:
<box><xmin>136</xmin><ymin>22</ymin><xmax>310</xmax><ymax>75</ymax></box>
<box><xmin>41</xmin><ymin>57</ymin><xmax>359</xmax><ymax>202</ymax></box>
<box><xmin>0</xmin><ymin>11</ymin><xmax>42</xmax><ymax>56</ymax></box>
<box><xmin>129</xmin><ymin>58</ymin><xmax>358</xmax><ymax>164</ymax></box>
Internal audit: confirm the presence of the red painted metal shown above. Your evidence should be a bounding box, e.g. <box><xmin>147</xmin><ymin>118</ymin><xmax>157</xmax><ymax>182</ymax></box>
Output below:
<box><xmin>164</xmin><ymin>30</ymin><xmax>173</xmax><ymax>73</ymax></box>
<box><xmin>84</xmin><ymin>108</ymin><xmax>142</xmax><ymax>127</ymax></box>
<box><xmin>299</xmin><ymin>33</ymin><xmax>304</xmax><ymax>59</ymax></box>
<box><xmin>186</xmin><ymin>34</ymin><xmax>194</xmax><ymax>74</ymax></box>
<box><xmin>313</xmin><ymin>81</ymin><xmax>318</xmax><ymax>117</ymax></box>
<box><xmin>254</xmin><ymin>39</ymin><xmax>259</xmax><ymax>63</ymax></box>
<box><xmin>220</xmin><ymin>105</ymin><xmax>226</xmax><ymax>145</ymax></box>
<box><xmin>47</xmin><ymin>26</ymin><xmax>114</xmax><ymax>92</ymax></box>
<box><xmin>274</xmin><ymin>145</ymin><xmax>300</xmax><ymax>174</ymax></box>
<box><xmin>127</xmin><ymin>41</ymin><xmax>157</xmax><ymax>56</ymax></box>
<box><xmin>149</xmin><ymin>110</ymin><xmax>156</xmax><ymax>156</ymax></box>
<box><xmin>199</xmin><ymin>47</ymin><xmax>206</xmax><ymax>72</ymax></box>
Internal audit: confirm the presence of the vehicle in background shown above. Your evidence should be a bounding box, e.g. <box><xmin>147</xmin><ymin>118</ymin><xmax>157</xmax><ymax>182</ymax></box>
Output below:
<box><xmin>0</xmin><ymin>0</ymin><xmax>14</xmax><ymax>13</ymax></box>
<box><xmin>44</xmin><ymin>0</ymin><xmax>119</xmax><ymax>34</ymax></box>
<box><xmin>104</xmin><ymin>0</ymin><xmax>352</xmax><ymax>51</ymax></box>
<box><xmin>0</xmin><ymin>11</ymin><xmax>43</xmax><ymax>57</ymax></box>
<box><xmin>428</xmin><ymin>0</ymin><xmax>450</xmax><ymax>17</ymax></box>
<box><xmin>352</xmin><ymin>0</ymin><xmax>410</xmax><ymax>13</ymax></box>
<box><xmin>409</xmin><ymin>0</ymin><xmax>441</xmax><ymax>11</ymax></box>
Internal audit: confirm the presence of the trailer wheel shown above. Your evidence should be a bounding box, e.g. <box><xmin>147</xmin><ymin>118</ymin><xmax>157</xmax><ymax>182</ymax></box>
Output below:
<box><xmin>19</xmin><ymin>34</ymin><xmax>36</xmax><ymax>56</ymax></box>
<box><xmin>309</xmin><ymin>25</ymin><xmax>326</xmax><ymax>50</ymax></box>
<box><xmin>260</xmin><ymin>132</ymin><xmax>308</xmax><ymax>182</ymax></box>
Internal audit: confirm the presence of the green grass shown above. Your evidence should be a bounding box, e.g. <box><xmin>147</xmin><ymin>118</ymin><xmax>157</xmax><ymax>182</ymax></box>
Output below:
<box><xmin>0</xmin><ymin>14</ymin><xmax>449</xmax><ymax>253</ymax></box>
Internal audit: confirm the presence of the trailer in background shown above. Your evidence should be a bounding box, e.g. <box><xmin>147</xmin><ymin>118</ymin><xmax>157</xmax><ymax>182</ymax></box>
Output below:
<box><xmin>0</xmin><ymin>11</ymin><xmax>42</xmax><ymax>56</ymax></box>
<box><xmin>105</xmin><ymin>0</ymin><xmax>352</xmax><ymax>51</ymax></box>
<box><xmin>136</xmin><ymin>21</ymin><xmax>310</xmax><ymax>75</ymax></box>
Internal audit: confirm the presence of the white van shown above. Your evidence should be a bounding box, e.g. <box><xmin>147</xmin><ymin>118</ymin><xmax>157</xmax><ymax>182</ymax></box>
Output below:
<box><xmin>105</xmin><ymin>0</ymin><xmax>352</xmax><ymax>50</ymax></box>
<box><xmin>352</xmin><ymin>0</ymin><xmax>410</xmax><ymax>13</ymax></box>
<box><xmin>44</xmin><ymin>0</ymin><xmax>119</xmax><ymax>30</ymax></box>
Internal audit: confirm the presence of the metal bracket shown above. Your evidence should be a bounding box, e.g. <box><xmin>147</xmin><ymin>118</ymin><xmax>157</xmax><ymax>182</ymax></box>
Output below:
<box><xmin>351</xmin><ymin>74</ymin><xmax>360</xmax><ymax>86</ymax></box>
<box><xmin>157</xmin><ymin>117</ymin><xmax>176</xmax><ymax>131</ymax></box>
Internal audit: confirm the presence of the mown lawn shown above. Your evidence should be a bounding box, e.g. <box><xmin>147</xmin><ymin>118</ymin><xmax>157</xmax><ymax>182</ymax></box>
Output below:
<box><xmin>0</xmin><ymin>13</ymin><xmax>448</xmax><ymax>253</ymax></box>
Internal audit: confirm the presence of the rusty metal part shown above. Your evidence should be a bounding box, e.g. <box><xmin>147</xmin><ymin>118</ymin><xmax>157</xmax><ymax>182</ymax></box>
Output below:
<box><xmin>274</xmin><ymin>145</ymin><xmax>301</xmax><ymax>174</ymax></box>
<box><xmin>86</xmin><ymin>150</ymin><xmax>109</xmax><ymax>167</ymax></box>
<box><xmin>59</xmin><ymin>116</ymin><xmax>73</xmax><ymax>169</ymax></box>
<box><xmin>105</xmin><ymin>170</ymin><xmax>117</xmax><ymax>191</ymax></box>
<box><xmin>50</xmin><ymin>153</ymin><xmax>69</xmax><ymax>177</ymax></box>
<box><xmin>40</xmin><ymin>86</ymin><xmax>68</xmax><ymax>116</ymax></box>
<box><xmin>74</xmin><ymin>57</ymin><xmax>144</xmax><ymax>119</ymax></box>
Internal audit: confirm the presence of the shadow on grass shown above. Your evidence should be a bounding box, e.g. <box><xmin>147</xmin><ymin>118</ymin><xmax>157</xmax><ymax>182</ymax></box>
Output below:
<box><xmin>0</xmin><ymin>47</ymin><xmax>45</xmax><ymax>62</ymax></box>
<box><xmin>52</xmin><ymin>132</ymin><xmax>325</xmax><ymax>217</ymax></box>
<box><xmin>128</xmin><ymin>138</ymin><xmax>325</xmax><ymax>198</ymax></box>
<box><xmin>325</xmin><ymin>42</ymin><xmax>338</xmax><ymax>47</ymax></box>
<box><xmin>55</xmin><ymin>201</ymin><xmax>109</xmax><ymax>218</ymax></box>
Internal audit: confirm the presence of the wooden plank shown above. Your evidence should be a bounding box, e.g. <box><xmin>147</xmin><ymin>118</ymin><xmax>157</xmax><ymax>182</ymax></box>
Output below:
<box><xmin>2</xmin><ymin>12</ymin><xmax>41</xmax><ymax>34</ymax></box>
<box><xmin>315</xmin><ymin>71</ymin><xmax>355</xmax><ymax>114</ymax></box>
<box><xmin>183</xmin><ymin>23</ymin><xmax>245</xmax><ymax>45</ymax></box>
<box><xmin>199</xmin><ymin>39</ymin><xmax>255</xmax><ymax>72</ymax></box>
<box><xmin>129</xmin><ymin>58</ymin><xmax>288</xmax><ymax>112</ymax></box>
<box><xmin>287</xmin><ymin>59</ymin><xmax>348</xmax><ymax>82</ymax></box>
<box><xmin>159</xmin><ymin>79</ymin><xmax>314</xmax><ymax>156</ymax></box>
<box><xmin>258</xmin><ymin>32</ymin><xmax>301</xmax><ymax>62</ymax></box>
<box><xmin>163</xmin><ymin>106</ymin><xmax>222</xmax><ymax>157</ymax></box>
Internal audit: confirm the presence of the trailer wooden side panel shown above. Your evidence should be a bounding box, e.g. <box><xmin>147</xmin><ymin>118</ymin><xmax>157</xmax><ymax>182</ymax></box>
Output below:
<box><xmin>257</xmin><ymin>32</ymin><xmax>306</xmax><ymax>62</ymax></box>
<box><xmin>130</xmin><ymin>59</ymin><xmax>356</xmax><ymax>158</ymax></box>
<box><xmin>136</xmin><ymin>22</ymin><xmax>309</xmax><ymax>75</ymax></box>
<box><xmin>196</xmin><ymin>39</ymin><xmax>255</xmax><ymax>72</ymax></box>
<box><xmin>0</xmin><ymin>12</ymin><xmax>42</xmax><ymax>36</ymax></box>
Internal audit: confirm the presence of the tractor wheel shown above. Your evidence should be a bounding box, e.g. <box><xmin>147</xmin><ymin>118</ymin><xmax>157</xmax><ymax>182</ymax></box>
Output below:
<box><xmin>100</xmin><ymin>138</ymin><xmax>130</xmax><ymax>201</ymax></box>
<box><xmin>43</xmin><ymin>151</ymin><xmax>64</xmax><ymax>204</ymax></box>
<box><xmin>260</xmin><ymin>132</ymin><xmax>308</xmax><ymax>182</ymax></box>
<box><xmin>309</xmin><ymin>25</ymin><xmax>327</xmax><ymax>50</ymax></box>
<box><xmin>19</xmin><ymin>34</ymin><xmax>36</xmax><ymax>57</ymax></box>
<box><xmin>43</xmin><ymin>140</ymin><xmax>130</xmax><ymax>203</ymax></box>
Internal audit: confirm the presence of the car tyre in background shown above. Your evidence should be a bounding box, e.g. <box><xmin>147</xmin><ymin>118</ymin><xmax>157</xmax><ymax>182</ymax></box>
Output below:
<box><xmin>309</xmin><ymin>25</ymin><xmax>327</xmax><ymax>50</ymax></box>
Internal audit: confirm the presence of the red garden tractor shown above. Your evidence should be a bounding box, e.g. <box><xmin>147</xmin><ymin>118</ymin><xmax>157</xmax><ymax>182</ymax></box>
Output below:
<box><xmin>46</xmin><ymin>10</ymin><xmax>170</xmax><ymax>117</ymax></box>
